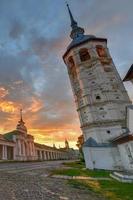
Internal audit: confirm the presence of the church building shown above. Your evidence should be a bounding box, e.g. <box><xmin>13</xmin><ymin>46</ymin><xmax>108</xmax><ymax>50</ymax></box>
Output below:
<box><xmin>63</xmin><ymin>4</ymin><xmax>133</xmax><ymax>171</ymax></box>
<box><xmin>0</xmin><ymin>110</ymin><xmax>77</xmax><ymax>161</ymax></box>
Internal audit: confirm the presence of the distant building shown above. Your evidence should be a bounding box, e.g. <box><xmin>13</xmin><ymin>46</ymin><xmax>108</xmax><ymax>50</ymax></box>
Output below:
<box><xmin>0</xmin><ymin>110</ymin><xmax>78</xmax><ymax>161</ymax></box>
<box><xmin>63</xmin><ymin>4</ymin><xmax>133</xmax><ymax>171</ymax></box>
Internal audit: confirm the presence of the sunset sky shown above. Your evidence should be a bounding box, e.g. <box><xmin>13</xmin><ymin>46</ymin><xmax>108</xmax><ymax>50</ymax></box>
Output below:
<box><xmin>0</xmin><ymin>0</ymin><xmax>133</xmax><ymax>148</ymax></box>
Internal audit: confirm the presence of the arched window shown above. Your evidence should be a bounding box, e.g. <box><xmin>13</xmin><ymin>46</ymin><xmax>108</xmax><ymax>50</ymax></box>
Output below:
<box><xmin>68</xmin><ymin>56</ymin><xmax>75</xmax><ymax>68</ymax></box>
<box><xmin>79</xmin><ymin>48</ymin><xmax>90</xmax><ymax>62</ymax></box>
<box><xmin>96</xmin><ymin>45</ymin><xmax>107</xmax><ymax>57</ymax></box>
<box><xmin>96</xmin><ymin>95</ymin><xmax>101</xmax><ymax>100</ymax></box>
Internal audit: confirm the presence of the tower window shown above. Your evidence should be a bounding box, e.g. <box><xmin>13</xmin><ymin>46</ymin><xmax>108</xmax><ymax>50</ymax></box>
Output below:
<box><xmin>107</xmin><ymin>130</ymin><xmax>111</xmax><ymax>134</ymax></box>
<box><xmin>96</xmin><ymin>45</ymin><xmax>107</xmax><ymax>57</ymax></box>
<box><xmin>79</xmin><ymin>48</ymin><xmax>90</xmax><ymax>62</ymax></box>
<box><xmin>96</xmin><ymin>95</ymin><xmax>101</xmax><ymax>100</ymax></box>
<box><xmin>68</xmin><ymin>56</ymin><xmax>75</xmax><ymax>68</ymax></box>
<box><xmin>99</xmin><ymin>107</ymin><xmax>104</xmax><ymax>110</ymax></box>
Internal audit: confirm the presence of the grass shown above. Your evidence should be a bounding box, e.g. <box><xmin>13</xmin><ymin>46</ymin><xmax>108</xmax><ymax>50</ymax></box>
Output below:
<box><xmin>52</xmin><ymin>161</ymin><xmax>133</xmax><ymax>200</ymax></box>
<box><xmin>53</xmin><ymin>161</ymin><xmax>110</xmax><ymax>177</ymax></box>
<box><xmin>68</xmin><ymin>179</ymin><xmax>133</xmax><ymax>200</ymax></box>
<box><xmin>62</xmin><ymin>161</ymin><xmax>85</xmax><ymax>168</ymax></box>
<box><xmin>53</xmin><ymin>168</ymin><xmax>110</xmax><ymax>177</ymax></box>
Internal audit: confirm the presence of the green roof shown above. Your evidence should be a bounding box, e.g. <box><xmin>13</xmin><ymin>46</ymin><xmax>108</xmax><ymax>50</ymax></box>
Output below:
<box><xmin>4</xmin><ymin>130</ymin><xmax>19</xmax><ymax>141</ymax></box>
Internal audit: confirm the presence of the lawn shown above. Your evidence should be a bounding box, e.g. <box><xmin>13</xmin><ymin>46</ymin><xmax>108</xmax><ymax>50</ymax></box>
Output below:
<box><xmin>68</xmin><ymin>179</ymin><xmax>133</xmax><ymax>200</ymax></box>
<box><xmin>54</xmin><ymin>161</ymin><xmax>110</xmax><ymax>177</ymax></box>
<box><xmin>52</xmin><ymin>161</ymin><xmax>133</xmax><ymax>200</ymax></box>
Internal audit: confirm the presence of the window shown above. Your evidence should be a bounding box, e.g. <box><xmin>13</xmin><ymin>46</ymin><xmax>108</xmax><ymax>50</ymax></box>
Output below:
<box><xmin>96</xmin><ymin>95</ymin><xmax>101</xmax><ymax>100</ymax></box>
<box><xmin>107</xmin><ymin>130</ymin><xmax>111</xmax><ymax>134</ymax></box>
<box><xmin>79</xmin><ymin>48</ymin><xmax>90</xmax><ymax>62</ymax></box>
<box><xmin>99</xmin><ymin>107</ymin><xmax>104</xmax><ymax>110</ymax></box>
<box><xmin>68</xmin><ymin>56</ymin><xmax>75</xmax><ymax>68</ymax></box>
<box><xmin>96</xmin><ymin>45</ymin><xmax>107</xmax><ymax>57</ymax></box>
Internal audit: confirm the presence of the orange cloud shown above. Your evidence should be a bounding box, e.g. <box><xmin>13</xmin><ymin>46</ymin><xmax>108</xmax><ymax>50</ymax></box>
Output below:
<box><xmin>28</xmin><ymin>97</ymin><xmax>44</xmax><ymax>113</ymax></box>
<box><xmin>0</xmin><ymin>87</ymin><xmax>9</xmax><ymax>98</ymax></box>
<box><xmin>0</xmin><ymin>87</ymin><xmax>20</xmax><ymax>113</ymax></box>
<box><xmin>0</xmin><ymin>101</ymin><xmax>16</xmax><ymax>113</ymax></box>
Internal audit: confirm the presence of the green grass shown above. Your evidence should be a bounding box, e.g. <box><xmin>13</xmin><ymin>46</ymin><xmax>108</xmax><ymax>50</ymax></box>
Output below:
<box><xmin>99</xmin><ymin>180</ymin><xmax>133</xmax><ymax>200</ymax></box>
<box><xmin>62</xmin><ymin>161</ymin><xmax>85</xmax><ymax>169</ymax></box>
<box><xmin>68</xmin><ymin>179</ymin><xmax>133</xmax><ymax>200</ymax></box>
<box><xmin>53</xmin><ymin>168</ymin><xmax>110</xmax><ymax>177</ymax></box>
<box><xmin>52</xmin><ymin>161</ymin><xmax>133</xmax><ymax>200</ymax></box>
<box><xmin>53</xmin><ymin>161</ymin><xmax>110</xmax><ymax>177</ymax></box>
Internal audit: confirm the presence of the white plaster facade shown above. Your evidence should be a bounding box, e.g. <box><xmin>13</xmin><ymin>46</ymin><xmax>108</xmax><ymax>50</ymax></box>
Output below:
<box><xmin>0</xmin><ymin>113</ymin><xmax>77</xmax><ymax>161</ymax></box>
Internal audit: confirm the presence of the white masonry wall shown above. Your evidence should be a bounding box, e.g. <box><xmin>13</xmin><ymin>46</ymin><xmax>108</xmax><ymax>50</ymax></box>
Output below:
<box><xmin>83</xmin><ymin>146</ymin><xmax>118</xmax><ymax>170</ymax></box>
<box><xmin>127</xmin><ymin>106</ymin><xmax>133</xmax><ymax>133</ymax></box>
<box><xmin>118</xmin><ymin>141</ymin><xmax>133</xmax><ymax>171</ymax></box>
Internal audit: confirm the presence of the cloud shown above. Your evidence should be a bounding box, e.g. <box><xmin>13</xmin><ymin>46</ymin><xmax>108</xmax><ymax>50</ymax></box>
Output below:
<box><xmin>0</xmin><ymin>87</ymin><xmax>8</xmax><ymax>98</ymax></box>
<box><xmin>9</xmin><ymin>20</ymin><xmax>24</xmax><ymax>39</ymax></box>
<box><xmin>0</xmin><ymin>101</ymin><xmax>18</xmax><ymax>113</ymax></box>
<box><xmin>27</xmin><ymin>97</ymin><xmax>44</xmax><ymax>113</ymax></box>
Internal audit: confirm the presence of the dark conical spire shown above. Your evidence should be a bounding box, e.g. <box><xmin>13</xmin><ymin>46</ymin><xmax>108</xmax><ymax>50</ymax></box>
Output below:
<box><xmin>66</xmin><ymin>3</ymin><xmax>77</xmax><ymax>29</ymax></box>
<box><xmin>66</xmin><ymin>2</ymin><xmax>85</xmax><ymax>39</ymax></box>
<box><xmin>20</xmin><ymin>108</ymin><xmax>24</xmax><ymax>122</ymax></box>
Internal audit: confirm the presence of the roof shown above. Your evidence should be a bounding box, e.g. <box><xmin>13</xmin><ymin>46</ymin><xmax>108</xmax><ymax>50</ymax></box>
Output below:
<box><xmin>111</xmin><ymin>132</ymin><xmax>133</xmax><ymax>145</ymax></box>
<box><xmin>127</xmin><ymin>105</ymin><xmax>133</xmax><ymax>110</ymax></box>
<box><xmin>63</xmin><ymin>36</ymin><xmax>107</xmax><ymax>59</ymax></box>
<box><xmin>123</xmin><ymin>64</ymin><xmax>133</xmax><ymax>81</ymax></box>
<box><xmin>83</xmin><ymin>137</ymin><xmax>113</xmax><ymax>148</ymax></box>
<box><xmin>35</xmin><ymin>143</ymin><xmax>57</xmax><ymax>150</ymax></box>
<box><xmin>4</xmin><ymin>130</ymin><xmax>20</xmax><ymax>141</ymax></box>
<box><xmin>67</xmin><ymin>34</ymin><xmax>96</xmax><ymax>50</ymax></box>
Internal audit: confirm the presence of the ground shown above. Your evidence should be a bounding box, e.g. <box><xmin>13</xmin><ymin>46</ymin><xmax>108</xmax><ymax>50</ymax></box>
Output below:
<box><xmin>0</xmin><ymin>160</ymin><xmax>105</xmax><ymax>200</ymax></box>
<box><xmin>52</xmin><ymin>161</ymin><xmax>133</xmax><ymax>200</ymax></box>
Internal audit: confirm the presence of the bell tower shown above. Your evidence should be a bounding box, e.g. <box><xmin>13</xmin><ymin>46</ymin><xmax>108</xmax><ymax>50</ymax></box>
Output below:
<box><xmin>63</xmin><ymin>4</ymin><xmax>131</xmax><ymax>143</ymax></box>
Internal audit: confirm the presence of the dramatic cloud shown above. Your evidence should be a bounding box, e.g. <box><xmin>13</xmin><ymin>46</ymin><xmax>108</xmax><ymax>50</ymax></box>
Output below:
<box><xmin>9</xmin><ymin>20</ymin><xmax>24</xmax><ymax>39</ymax></box>
<box><xmin>0</xmin><ymin>0</ymin><xmax>132</xmax><ymax>148</ymax></box>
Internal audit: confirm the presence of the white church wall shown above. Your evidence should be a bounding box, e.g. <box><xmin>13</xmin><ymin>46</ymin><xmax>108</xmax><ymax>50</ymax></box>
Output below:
<box><xmin>83</xmin><ymin>146</ymin><xmax>116</xmax><ymax>170</ymax></box>
<box><xmin>83</xmin><ymin>125</ymin><xmax>122</xmax><ymax>143</ymax></box>
<box><xmin>127</xmin><ymin>106</ymin><xmax>133</xmax><ymax>133</ymax></box>
<box><xmin>118</xmin><ymin>142</ymin><xmax>133</xmax><ymax>171</ymax></box>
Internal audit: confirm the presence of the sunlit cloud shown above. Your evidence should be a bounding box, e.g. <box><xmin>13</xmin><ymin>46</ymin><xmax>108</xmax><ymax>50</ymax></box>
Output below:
<box><xmin>28</xmin><ymin>97</ymin><xmax>44</xmax><ymax>113</ymax></box>
<box><xmin>0</xmin><ymin>87</ymin><xmax>9</xmax><ymax>98</ymax></box>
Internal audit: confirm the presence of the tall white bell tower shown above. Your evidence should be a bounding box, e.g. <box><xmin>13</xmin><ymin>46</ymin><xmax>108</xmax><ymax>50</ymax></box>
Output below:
<box><xmin>63</xmin><ymin>4</ymin><xmax>131</xmax><ymax>144</ymax></box>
